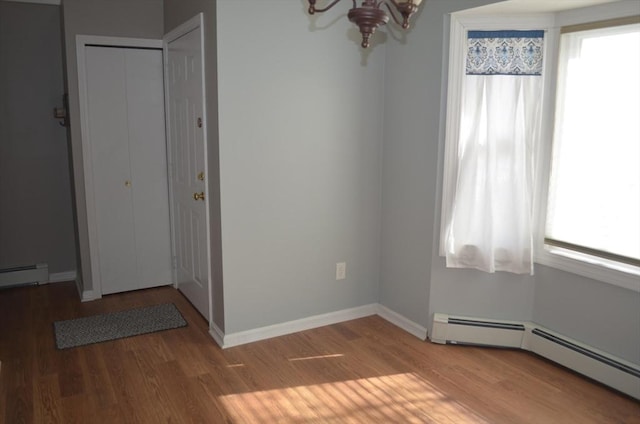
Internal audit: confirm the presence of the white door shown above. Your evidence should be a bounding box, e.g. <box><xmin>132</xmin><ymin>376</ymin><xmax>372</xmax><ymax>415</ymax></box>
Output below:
<box><xmin>165</xmin><ymin>18</ymin><xmax>211</xmax><ymax>321</ymax></box>
<box><xmin>84</xmin><ymin>46</ymin><xmax>172</xmax><ymax>295</ymax></box>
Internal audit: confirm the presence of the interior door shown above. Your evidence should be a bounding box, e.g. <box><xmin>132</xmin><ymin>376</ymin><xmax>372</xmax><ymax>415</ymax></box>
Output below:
<box><xmin>165</xmin><ymin>22</ymin><xmax>211</xmax><ymax>321</ymax></box>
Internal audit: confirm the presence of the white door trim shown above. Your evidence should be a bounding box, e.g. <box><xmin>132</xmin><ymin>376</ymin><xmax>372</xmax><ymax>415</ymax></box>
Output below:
<box><xmin>164</xmin><ymin>13</ymin><xmax>203</xmax><ymax>44</ymax></box>
<box><xmin>163</xmin><ymin>13</ymin><xmax>213</xmax><ymax>322</ymax></box>
<box><xmin>76</xmin><ymin>35</ymin><xmax>163</xmax><ymax>298</ymax></box>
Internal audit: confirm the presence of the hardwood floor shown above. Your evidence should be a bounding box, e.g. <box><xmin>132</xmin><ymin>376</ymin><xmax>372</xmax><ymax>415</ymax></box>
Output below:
<box><xmin>0</xmin><ymin>282</ymin><xmax>638</xmax><ymax>423</ymax></box>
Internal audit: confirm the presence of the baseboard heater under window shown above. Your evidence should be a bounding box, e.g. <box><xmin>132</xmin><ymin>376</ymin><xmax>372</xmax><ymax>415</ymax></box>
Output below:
<box><xmin>0</xmin><ymin>263</ymin><xmax>49</xmax><ymax>288</ymax></box>
<box><xmin>431</xmin><ymin>313</ymin><xmax>640</xmax><ymax>399</ymax></box>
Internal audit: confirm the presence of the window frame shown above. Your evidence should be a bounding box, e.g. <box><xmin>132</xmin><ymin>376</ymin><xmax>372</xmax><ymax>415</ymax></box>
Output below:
<box><xmin>443</xmin><ymin>11</ymin><xmax>640</xmax><ymax>293</ymax></box>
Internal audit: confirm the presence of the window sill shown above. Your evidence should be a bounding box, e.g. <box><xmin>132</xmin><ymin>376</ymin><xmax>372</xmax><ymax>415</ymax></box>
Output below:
<box><xmin>535</xmin><ymin>247</ymin><xmax>640</xmax><ymax>293</ymax></box>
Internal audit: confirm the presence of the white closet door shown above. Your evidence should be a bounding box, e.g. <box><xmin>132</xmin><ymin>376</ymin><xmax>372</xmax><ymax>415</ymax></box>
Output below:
<box><xmin>125</xmin><ymin>49</ymin><xmax>172</xmax><ymax>290</ymax></box>
<box><xmin>85</xmin><ymin>46</ymin><xmax>172</xmax><ymax>295</ymax></box>
<box><xmin>86</xmin><ymin>46</ymin><xmax>137</xmax><ymax>294</ymax></box>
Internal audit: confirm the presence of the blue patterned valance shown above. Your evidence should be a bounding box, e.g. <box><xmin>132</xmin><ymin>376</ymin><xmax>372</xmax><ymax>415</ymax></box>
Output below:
<box><xmin>466</xmin><ymin>30</ymin><xmax>544</xmax><ymax>76</ymax></box>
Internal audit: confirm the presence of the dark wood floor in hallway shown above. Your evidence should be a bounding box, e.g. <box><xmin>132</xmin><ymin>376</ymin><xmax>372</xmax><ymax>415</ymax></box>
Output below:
<box><xmin>1</xmin><ymin>282</ymin><xmax>638</xmax><ymax>423</ymax></box>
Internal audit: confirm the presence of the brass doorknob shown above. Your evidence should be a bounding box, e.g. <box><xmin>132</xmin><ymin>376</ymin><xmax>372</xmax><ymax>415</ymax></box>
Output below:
<box><xmin>193</xmin><ymin>192</ymin><xmax>205</xmax><ymax>201</ymax></box>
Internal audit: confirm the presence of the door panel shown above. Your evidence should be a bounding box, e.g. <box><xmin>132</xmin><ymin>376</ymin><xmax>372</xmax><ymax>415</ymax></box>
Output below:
<box><xmin>86</xmin><ymin>47</ymin><xmax>137</xmax><ymax>294</ymax></box>
<box><xmin>125</xmin><ymin>49</ymin><xmax>173</xmax><ymax>289</ymax></box>
<box><xmin>166</xmin><ymin>25</ymin><xmax>210</xmax><ymax>321</ymax></box>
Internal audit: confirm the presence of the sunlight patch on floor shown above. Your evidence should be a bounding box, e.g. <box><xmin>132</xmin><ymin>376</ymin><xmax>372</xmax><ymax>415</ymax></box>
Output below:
<box><xmin>288</xmin><ymin>353</ymin><xmax>345</xmax><ymax>362</ymax></box>
<box><xmin>218</xmin><ymin>372</ymin><xmax>488</xmax><ymax>423</ymax></box>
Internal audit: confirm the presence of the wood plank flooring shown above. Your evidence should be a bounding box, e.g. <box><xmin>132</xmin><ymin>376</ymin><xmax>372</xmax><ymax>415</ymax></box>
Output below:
<box><xmin>1</xmin><ymin>282</ymin><xmax>638</xmax><ymax>423</ymax></box>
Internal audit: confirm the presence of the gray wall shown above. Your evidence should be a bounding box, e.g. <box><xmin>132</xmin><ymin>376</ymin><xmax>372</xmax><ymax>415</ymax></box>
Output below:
<box><xmin>164</xmin><ymin>0</ymin><xmax>224</xmax><ymax>331</ymax></box>
<box><xmin>381</xmin><ymin>0</ymin><xmax>639</xmax><ymax>364</ymax></box>
<box><xmin>0</xmin><ymin>2</ymin><xmax>76</xmax><ymax>275</ymax></box>
<box><xmin>216</xmin><ymin>0</ymin><xmax>384</xmax><ymax>333</ymax></box>
<box><xmin>534</xmin><ymin>266</ymin><xmax>640</xmax><ymax>364</ymax></box>
<box><xmin>380</xmin><ymin>0</ymin><xmax>508</xmax><ymax>328</ymax></box>
<box><xmin>61</xmin><ymin>0</ymin><xmax>164</xmax><ymax>293</ymax></box>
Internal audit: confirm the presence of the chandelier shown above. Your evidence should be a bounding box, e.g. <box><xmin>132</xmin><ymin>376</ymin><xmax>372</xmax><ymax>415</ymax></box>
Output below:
<box><xmin>307</xmin><ymin>0</ymin><xmax>423</xmax><ymax>48</ymax></box>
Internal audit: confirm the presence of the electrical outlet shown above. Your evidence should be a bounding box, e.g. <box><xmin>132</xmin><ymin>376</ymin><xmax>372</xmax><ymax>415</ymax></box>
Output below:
<box><xmin>336</xmin><ymin>262</ymin><xmax>346</xmax><ymax>280</ymax></box>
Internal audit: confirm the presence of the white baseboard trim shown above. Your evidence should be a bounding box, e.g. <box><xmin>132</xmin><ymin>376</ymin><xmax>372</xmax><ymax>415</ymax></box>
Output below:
<box><xmin>73</xmin><ymin>275</ymin><xmax>100</xmax><ymax>302</ymax></box>
<box><xmin>377</xmin><ymin>304</ymin><xmax>428</xmax><ymax>340</ymax></box>
<box><xmin>212</xmin><ymin>303</ymin><xmax>428</xmax><ymax>349</ymax></box>
<box><xmin>81</xmin><ymin>289</ymin><xmax>100</xmax><ymax>302</ymax></box>
<box><xmin>221</xmin><ymin>303</ymin><xmax>379</xmax><ymax>348</ymax></box>
<box><xmin>209</xmin><ymin>322</ymin><xmax>225</xmax><ymax>348</ymax></box>
<box><xmin>48</xmin><ymin>270</ymin><xmax>77</xmax><ymax>283</ymax></box>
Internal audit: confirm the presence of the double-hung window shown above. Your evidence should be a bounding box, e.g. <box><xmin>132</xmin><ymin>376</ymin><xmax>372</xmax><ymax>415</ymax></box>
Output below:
<box><xmin>541</xmin><ymin>17</ymin><xmax>640</xmax><ymax>285</ymax></box>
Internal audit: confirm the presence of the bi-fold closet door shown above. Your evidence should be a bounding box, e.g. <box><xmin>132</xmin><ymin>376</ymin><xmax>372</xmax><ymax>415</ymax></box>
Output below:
<box><xmin>84</xmin><ymin>46</ymin><xmax>172</xmax><ymax>295</ymax></box>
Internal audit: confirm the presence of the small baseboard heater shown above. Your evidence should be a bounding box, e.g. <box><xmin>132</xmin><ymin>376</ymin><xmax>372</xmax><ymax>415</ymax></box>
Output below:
<box><xmin>0</xmin><ymin>263</ymin><xmax>49</xmax><ymax>288</ymax></box>
<box><xmin>431</xmin><ymin>313</ymin><xmax>640</xmax><ymax>400</ymax></box>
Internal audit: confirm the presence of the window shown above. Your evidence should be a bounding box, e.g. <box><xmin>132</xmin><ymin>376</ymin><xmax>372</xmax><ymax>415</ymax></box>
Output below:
<box><xmin>442</xmin><ymin>29</ymin><xmax>545</xmax><ymax>275</ymax></box>
<box><xmin>442</xmin><ymin>13</ymin><xmax>640</xmax><ymax>291</ymax></box>
<box><xmin>545</xmin><ymin>19</ymin><xmax>640</xmax><ymax>266</ymax></box>
<box><xmin>544</xmin><ymin>19</ymin><xmax>640</xmax><ymax>273</ymax></box>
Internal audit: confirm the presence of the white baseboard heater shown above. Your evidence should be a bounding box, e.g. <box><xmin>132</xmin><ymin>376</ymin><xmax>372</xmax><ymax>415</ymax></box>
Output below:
<box><xmin>431</xmin><ymin>313</ymin><xmax>640</xmax><ymax>400</ymax></box>
<box><xmin>0</xmin><ymin>263</ymin><xmax>49</xmax><ymax>288</ymax></box>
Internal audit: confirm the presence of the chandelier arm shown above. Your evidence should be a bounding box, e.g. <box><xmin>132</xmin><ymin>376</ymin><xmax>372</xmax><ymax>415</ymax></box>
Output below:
<box><xmin>308</xmin><ymin>0</ymin><xmax>346</xmax><ymax>14</ymax></box>
<box><xmin>384</xmin><ymin>2</ymin><xmax>404</xmax><ymax>27</ymax></box>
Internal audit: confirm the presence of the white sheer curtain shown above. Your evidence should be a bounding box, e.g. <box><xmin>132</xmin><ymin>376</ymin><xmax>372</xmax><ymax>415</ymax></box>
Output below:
<box><xmin>442</xmin><ymin>31</ymin><xmax>544</xmax><ymax>274</ymax></box>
